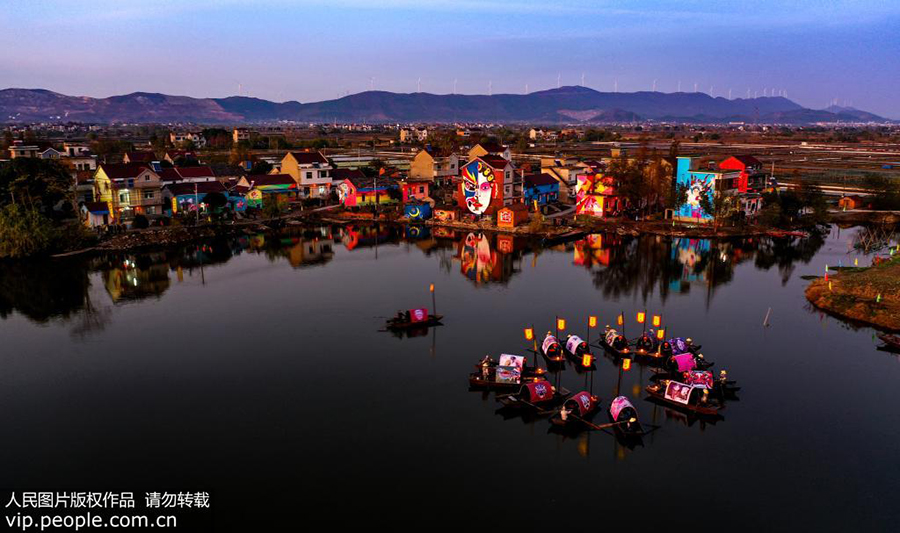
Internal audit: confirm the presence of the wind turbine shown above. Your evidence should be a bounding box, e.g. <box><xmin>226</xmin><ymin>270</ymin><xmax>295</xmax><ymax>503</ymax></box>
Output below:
<box><xmin>728</xmin><ymin>88</ymin><xmax>732</xmax><ymax>99</ymax></box>
<box><xmin>557</xmin><ymin>73</ymin><xmax>561</xmax><ymax>89</ymax></box>
<box><xmin>417</xmin><ymin>78</ymin><xmax>421</xmax><ymax>92</ymax></box>
<box><xmin>615</xmin><ymin>78</ymin><xmax>618</xmax><ymax>93</ymax></box>
<box><xmin>652</xmin><ymin>79</ymin><xmax>657</xmax><ymax>91</ymax></box>
<box><xmin>581</xmin><ymin>72</ymin><xmax>585</xmax><ymax>87</ymax></box>
<box><xmin>678</xmin><ymin>80</ymin><xmax>681</xmax><ymax>92</ymax></box>
<box><xmin>453</xmin><ymin>78</ymin><xmax>457</xmax><ymax>94</ymax></box>
<box><xmin>488</xmin><ymin>80</ymin><xmax>492</xmax><ymax>96</ymax></box>
<box><xmin>525</xmin><ymin>83</ymin><xmax>529</xmax><ymax>94</ymax></box>
<box><xmin>369</xmin><ymin>77</ymin><xmax>375</xmax><ymax>91</ymax></box>
<box><xmin>694</xmin><ymin>82</ymin><xmax>698</xmax><ymax>92</ymax></box>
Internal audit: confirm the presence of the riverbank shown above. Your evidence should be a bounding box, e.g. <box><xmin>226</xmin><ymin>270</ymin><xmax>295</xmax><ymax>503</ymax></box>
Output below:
<box><xmin>805</xmin><ymin>258</ymin><xmax>900</xmax><ymax>331</ymax></box>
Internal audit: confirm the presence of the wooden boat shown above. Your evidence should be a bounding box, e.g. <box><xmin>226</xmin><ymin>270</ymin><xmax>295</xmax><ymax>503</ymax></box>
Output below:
<box><xmin>645</xmin><ymin>380</ymin><xmax>723</xmax><ymax>417</ymax></box>
<box><xmin>608</xmin><ymin>396</ymin><xmax>644</xmax><ymax>439</ymax></box>
<box><xmin>651</xmin><ymin>368</ymin><xmax>740</xmax><ymax>400</ymax></box>
<box><xmin>878</xmin><ymin>333</ymin><xmax>900</xmax><ymax>351</ymax></box>
<box><xmin>598</xmin><ymin>327</ymin><xmax>631</xmax><ymax>358</ymax></box>
<box><xmin>469</xmin><ymin>355</ymin><xmax>547</xmax><ymax>391</ymax></box>
<box><xmin>563</xmin><ymin>335</ymin><xmax>596</xmax><ymax>370</ymax></box>
<box><xmin>497</xmin><ymin>381</ymin><xmax>570</xmax><ymax>411</ymax></box>
<box><xmin>539</xmin><ymin>333</ymin><xmax>566</xmax><ymax>365</ymax></box>
<box><xmin>549</xmin><ymin>391</ymin><xmax>600</xmax><ymax>431</ymax></box>
<box><xmin>630</xmin><ymin>332</ymin><xmax>666</xmax><ymax>364</ymax></box>
<box><xmin>384</xmin><ymin>310</ymin><xmax>443</xmax><ymax>330</ymax></box>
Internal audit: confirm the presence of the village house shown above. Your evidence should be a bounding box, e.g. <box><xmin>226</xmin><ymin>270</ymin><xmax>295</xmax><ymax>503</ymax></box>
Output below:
<box><xmin>63</xmin><ymin>143</ymin><xmax>91</xmax><ymax>157</ymax></box>
<box><xmin>335</xmin><ymin>174</ymin><xmax>398</xmax><ymax>208</ymax></box>
<box><xmin>399</xmin><ymin>127</ymin><xmax>428</xmax><ymax>143</ymax></box>
<box><xmin>157</xmin><ymin>165</ymin><xmax>217</xmax><ymax>184</ymax></box>
<box><xmin>523</xmin><ymin>173</ymin><xmax>560</xmax><ymax>206</ymax></box>
<box><xmin>123</xmin><ymin>151</ymin><xmax>156</xmax><ymax>164</ymax></box>
<box><xmin>164</xmin><ymin>150</ymin><xmax>198</xmax><ymax>165</ymax></box>
<box><xmin>237</xmin><ymin>173</ymin><xmax>298</xmax><ymax>207</ymax></box>
<box><xmin>718</xmin><ymin>155</ymin><xmax>764</xmax><ymax>193</ymax></box>
<box><xmin>93</xmin><ymin>162</ymin><xmax>165</xmax><ymax>219</ymax></box>
<box><xmin>8</xmin><ymin>142</ymin><xmax>40</xmax><ymax>159</ymax></box>
<box><xmin>409</xmin><ymin>147</ymin><xmax>460</xmax><ymax>187</ymax></box>
<box><xmin>232</xmin><ymin>127</ymin><xmax>253</xmax><ymax>144</ymax></box>
<box><xmin>496</xmin><ymin>203</ymin><xmax>529</xmax><ymax>229</ymax></box>
<box><xmin>675</xmin><ymin>156</ymin><xmax>742</xmax><ymax>221</ymax></box>
<box><xmin>169</xmin><ymin>131</ymin><xmax>206</xmax><ymax>148</ymax></box>
<box><xmin>468</xmin><ymin>142</ymin><xmax>511</xmax><ymax>161</ymax></box>
<box><xmin>280</xmin><ymin>151</ymin><xmax>333</xmax><ymax>198</ymax></box>
<box><xmin>541</xmin><ymin>157</ymin><xmax>592</xmax><ymax>203</ymax></box>
<box><xmin>81</xmin><ymin>202</ymin><xmax>111</xmax><ymax>228</ymax></box>
<box><xmin>455</xmin><ymin>154</ymin><xmax>520</xmax><ymax>214</ymax></box>
<box><xmin>162</xmin><ymin>181</ymin><xmax>237</xmax><ymax>215</ymax></box>
<box><xmin>401</xmin><ymin>178</ymin><xmax>431</xmax><ymax>204</ymax></box>
<box><xmin>40</xmin><ymin>147</ymin><xmax>61</xmax><ymax>159</ymax></box>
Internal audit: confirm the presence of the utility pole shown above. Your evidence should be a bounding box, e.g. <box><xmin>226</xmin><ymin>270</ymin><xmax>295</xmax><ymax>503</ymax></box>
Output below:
<box><xmin>194</xmin><ymin>182</ymin><xmax>200</xmax><ymax>225</ymax></box>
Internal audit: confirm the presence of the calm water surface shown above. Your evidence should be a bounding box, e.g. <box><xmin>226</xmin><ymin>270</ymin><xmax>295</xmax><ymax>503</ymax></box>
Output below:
<box><xmin>1</xmin><ymin>224</ymin><xmax>897</xmax><ymax>530</ymax></box>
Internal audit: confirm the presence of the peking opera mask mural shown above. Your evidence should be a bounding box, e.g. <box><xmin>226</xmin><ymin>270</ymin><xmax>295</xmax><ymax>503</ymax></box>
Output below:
<box><xmin>461</xmin><ymin>160</ymin><xmax>495</xmax><ymax>215</ymax></box>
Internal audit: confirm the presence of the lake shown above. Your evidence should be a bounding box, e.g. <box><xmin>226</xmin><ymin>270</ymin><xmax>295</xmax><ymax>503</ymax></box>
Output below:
<box><xmin>1</xmin><ymin>223</ymin><xmax>897</xmax><ymax>530</ymax></box>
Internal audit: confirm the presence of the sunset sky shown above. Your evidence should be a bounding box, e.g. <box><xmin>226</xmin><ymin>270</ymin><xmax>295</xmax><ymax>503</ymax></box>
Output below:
<box><xmin>3</xmin><ymin>0</ymin><xmax>898</xmax><ymax>117</ymax></box>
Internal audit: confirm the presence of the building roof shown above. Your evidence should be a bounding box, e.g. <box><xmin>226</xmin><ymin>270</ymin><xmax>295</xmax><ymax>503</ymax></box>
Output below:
<box><xmin>499</xmin><ymin>203</ymin><xmax>529</xmax><ymax>213</ymax></box>
<box><xmin>288</xmin><ymin>151</ymin><xmax>329</xmax><ymax>165</ymax></box>
<box><xmin>331</xmin><ymin>168</ymin><xmax>366</xmax><ymax>182</ymax></box>
<box><xmin>98</xmin><ymin>162</ymin><xmax>152</xmax><ymax>180</ymax></box>
<box><xmin>729</xmin><ymin>155</ymin><xmax>762</xmax><ymax>167</ymax></box>
<box><xmin>83</xmin><ymin>201</ymin><xmax>109</xmax><ymax>214</ymax></box>
<box><xmin>345</xmin><ymin>174</ymin><xmax>396</xmax><ymax>189</ymax></box>
<box><xmin>475</xmin><ymin>142</ymin><xmax>506</xmax><ymax>154</ymax></box>
<box><xmin>478</xmin><ymin>154</ymin><xmax>512</xmax><ymax>169</ymax></box>
<box><xmin>524</xmin><ymin>173</ymin><xmax>559</xmax><ymax>187</ymax></box>
<box><xmin>124</xmin><ymin>151</ymin><xmax>155</xmax><ymax>163</ymax></box>
<box><xmin>164</xmin><ymin>181</ymin><xmax>227</xmax><ymax>196</ymax></box>
<box><xmin>248</xmin><ymin>173</ymin><xmax>296</xmax><ymax>187</ymax></box>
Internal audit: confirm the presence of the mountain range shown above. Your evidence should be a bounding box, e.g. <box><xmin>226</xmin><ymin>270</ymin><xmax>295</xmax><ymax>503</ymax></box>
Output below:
<box><xmin>0</xmin><ymin>86</ymin><xmax>892</xmax><ymax>125</ymax></box>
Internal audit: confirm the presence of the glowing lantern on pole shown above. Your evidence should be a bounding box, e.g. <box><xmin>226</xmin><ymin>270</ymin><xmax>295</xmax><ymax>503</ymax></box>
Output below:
<box><xmin>429</xmin><ymin>284</ymin><xmax>434</xmax><ymax>292</ymax></box>
<box><xmin>617</xmin><ymin>314</ymin><xmax>624</xmax><ymax>326</ymax></box>
<box><xmin>589</xmin><ymin>316</ymin><xmax>597</xmax><ymax>328</ymax></box>
<box><xmin>622</xmin><ymin>358</ymin><xmax>631</xmax><ymax>371</ymax></box>
<box><xmin>656</xmin><ymin>329</ymin><xmax>666</xmax><ymax>340</ymax></box>
<box><xmin>524</xmin><ymin>327</ymin><xmax>534</xmax><ymax>341</ymax></box>
<box><xmin>557</xmin><ymin>318</ymin><xmax>566</xmax><ymax>331</ymax></box>
<box><xmin>582</xmin><ymin>354</ymin><xmax>592</xmax><ymax>368</ymax></box>
<box><xmin>652</xmin><ymin>315</ymin><xmax>661</xmax><ymax>327</ymax></box>
<box><xmin>636</xmin><ymin>312</ymin><xmax>646</xmax><ymax>324</ymax></box>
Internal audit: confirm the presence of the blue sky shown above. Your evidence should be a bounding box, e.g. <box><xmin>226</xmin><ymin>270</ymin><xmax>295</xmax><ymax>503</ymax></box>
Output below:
<box><xmin>2</xmin><ymin>0</ymin><xmax>899</xmax><ymax>118</ymax></box>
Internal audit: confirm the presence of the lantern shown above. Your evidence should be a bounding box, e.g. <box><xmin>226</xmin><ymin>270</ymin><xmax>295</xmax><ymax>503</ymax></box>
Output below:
<box><xmin>652</xmin><ymin>315</ymin><xmax>661</xmax><ymax>327</ymax></box>
<box><xmin>589</xmin><ymin>316</ymin><xmax>597</xmax><ymax>328</ymax></box>
<box><xmin>637</xmin><ymin>312</ymin><xmax>646</xmax><ymax>324</ymax></box>
<box><xmin>582</xmin><ymin>354</ymin><xmax>592</xmax><ymax>368</ymax></box>
<box><xmin>656</xmin><ymin>329</ymin><xmax>665</xmax><ymax>340</ymax></box>
<box><xmin>524</xmin><ymin>327</ymin><xmax>534</xmax><ymax>341</ymax></box>
<box><xmin>622</xmin><ymin>358</ymin><xmax>631</xmax><ymax>371</ymax></box>
<box><xmin>429</xmin><ymin>283</ymin><xmax>434</xmax><ymax>292</ymax></box>
<box><xmin>557</xmin><ymin>318</ymin><xmax>566</xmax><ymax>330</ymax></box>
<box><xmin>617</xmin><ymin>314</ymin><xmax>624</xmax><ymax>326</ymax></box>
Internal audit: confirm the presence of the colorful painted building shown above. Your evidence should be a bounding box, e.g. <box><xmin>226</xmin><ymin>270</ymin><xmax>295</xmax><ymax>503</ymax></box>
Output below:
<box><xmin>523</xmin><ymin>173</ymin><xmax>560</xmax><ymax>206</ymax></box>
<box><xmin>718</xmin><ymin>155</ymin><xmax>763</xmax><ymax>193</ymax></box>
<box><xmin>237</xmin><ymin>174</ymin><xmax>298</xmax><ymax>207</ymax></box>
<box><xmin>675</xmin><ymin>157</ymin><xmax>741</xmax><ymax>221</ymax></box>
<box><xmin>456</xmin><ymin>155</ymin><xmax>516</xmax><ymax>215</ymax></box>
<box><xmin>402</xmin><ymin>179</ymin><xmax>431</xmax><ymax>203</ymax></box>
<box><xmin>575</xmin><ymin>173</ymin><xmax>619</xmax><ymax>217</ymax></box>
<box><xmin>496</xmin><ymin>204</ymin><xmax>529</xmax><ymax>228</ymax></box>
<box><xmin>404</xmin><ymin>203</ymin><xmax>432</xmax><ymax>221</ymax></box>
<box><xmin>335</xmin><ymin>175</ymin><xmax>398</xmax><ymax>207</ymax></box>
<box><xmin>93</xmin><ymin>163</ymin><xmax>165</xmax><ymax>220</ymax></box>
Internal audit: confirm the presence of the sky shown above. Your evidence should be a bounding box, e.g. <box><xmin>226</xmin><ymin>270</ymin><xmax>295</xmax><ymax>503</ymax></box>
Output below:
<box><xmin>1</xmin><ymin>0</ymin><xmax>899</xmax><ymax>118</ymax></box>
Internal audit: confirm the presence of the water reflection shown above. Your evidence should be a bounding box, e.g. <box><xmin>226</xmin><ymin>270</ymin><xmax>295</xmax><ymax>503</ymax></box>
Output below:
<box><xmin>0</xmin><ymin>224</ymin><xmax>834</xmax><ymax>328</ymax></box>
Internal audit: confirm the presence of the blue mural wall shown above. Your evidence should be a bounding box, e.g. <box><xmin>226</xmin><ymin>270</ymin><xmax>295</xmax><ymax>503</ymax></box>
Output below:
<box><xmin>676</xmin><ymin>157</ymin><xmax>715</xmax><ymax>220</ymax></box>
<box><xmin>404</xmin><ymin>203</ymin><xmax>432</xmax><ymax>221</ymax></box>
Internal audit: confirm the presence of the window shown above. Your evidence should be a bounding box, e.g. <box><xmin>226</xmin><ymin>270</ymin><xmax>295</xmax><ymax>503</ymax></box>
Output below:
<box><xmin>305</xmin><ymin>172</ymin><xmax>312</xmax><ymax>180</ymax></box>
<box><xmin>143</xmin><ymin>191</ymin><xmax>154</xmax><ymax>200</ymax></box>
<box><xmin>119</xmin><ymin>192</ymin><xmax>129</xmax><ymax>203</ymax></box>
<box><xmin>145</xmin><ymin>174</ymin><xmax>151</xmax><ymax>181</ymax></box>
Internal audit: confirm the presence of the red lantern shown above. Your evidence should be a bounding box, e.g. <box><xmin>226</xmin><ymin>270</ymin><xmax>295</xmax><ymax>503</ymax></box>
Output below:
<box><xmin>652</xmin><ymin>315</ymin><xmax>661</xmax><ymax>327</ymax></box>
<box><xmin>656</xmin><ymin>329</ymin><xmax>666</xmax><ymax>340</ymax></box>
<box><xmin>637</xmin><ymin>312</ymin><xmax>646</xmax><ymax>324</ymax></box>
<box><xmin>588</xmin><ymin>316</ymin><xmax>597</xmax><ymax>328</ymax></box>
<box><xmin>622</xmin><ymin>358</ymin><xmax>631</xmax><ymax>371</ymax></box>
<box><xmin>557</xmin><ymin>318</ymin><xmax>566</xmax><ymax>330</ymax></box>
<box><xmin>524</xmin><ymin>328</ymin><xmax>534</xmax><ymax>341</ymax></box>
<box><xmin>582</xmin><ymin>354</ymin><xmax>592</xmax><ymax>368</ymax></box>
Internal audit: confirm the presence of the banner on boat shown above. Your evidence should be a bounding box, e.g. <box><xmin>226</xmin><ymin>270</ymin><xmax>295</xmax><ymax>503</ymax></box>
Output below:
<box><xmin>672</xmin><ymin>353</ymin><xmax>697</xmax><ymax>373</ymax></box>
<box><xmin>568</xmin><ymin>391</ymin><xmax>596</xmax><ymax>416</ymax></box>
<box><xmin>669</xmin><ymin>337</ymin><xmax>690</xmax><ymax>354</ymax></box>
<box><xmin>605</xmin><ymin>329</ymin><xmax>620</xmax><ymax>346</ymax></box>
<box><xmin>610</xmin><ymin>396</ymin><xmax>634</xmax><ymax>421</ymax></box>
<box><xmin>566</xmin><ymin>335</ymin><xmax>586</xmax><ymax>355</ymax></box>
<box><xmin>408</xmin><ymin>308</ymin><xmax>429</xmax><ymax>323</ymax></box>
<box><xmin>496</xmin><ymin>354</ymin><xmax>525</xmax><ymax>384</ymax></box>
<box><xmin>525</xmin><ymin>381</ymin><xmax>553</xmax><ymax>402</ymax></box>
<box><xmin>684</xmin><ymin>370</ymin><xmax>713</xmax><ymax>389</ymax></box>
<box><xmin>664</xmin><ymin>381</ymin><xmax>692</xmax><ymax>405</ymax></box>
<box><xmin>542</xmin><ymin>334</ymin><xmax>559</xmax><ymax>355</ymax></box>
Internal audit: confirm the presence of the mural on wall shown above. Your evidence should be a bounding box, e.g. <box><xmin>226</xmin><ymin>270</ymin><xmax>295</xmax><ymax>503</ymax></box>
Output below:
<box><xmin>575</xmin><ymin>174</ymin><xmax>607</xmax><ymax>216</ymax></box>
<box><xmin>459</xmin><ymin>232</ymin><xmax>498</xmax><ymax>284</ymax></box>
<box><xmin>679</xmin><ymin>174</ymin><xmax>714</xmax><ymax>219</ymax></box>
<box><xmin>671</xmin><ymin>237</ymin><xmax>711</xmax><ymax>284</ymax></box>
<box><xmin>573</xmin><ymin>234</ymin><xmax>611</xmax><ymax>268</ymax></box>
<box><xmin>336</xmin><ymin>182</ymin><xmax>352</xmax><ymax>203</ymax></box>
<box><xmin>461</xmin><ymin>160</ymin><xmax>495</xmax><ymax>215</ymax></box>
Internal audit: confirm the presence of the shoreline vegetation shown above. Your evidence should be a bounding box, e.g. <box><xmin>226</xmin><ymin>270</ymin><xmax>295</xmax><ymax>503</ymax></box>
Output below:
<box><xmin>41</xmin><ymin>205</ymin><xmax>896</xmax><ymax>257</ymax></box>
<box><xmin>805</xmin><ymin>257</ymin><xmax>900</xmax><ymax>332</ymax></box>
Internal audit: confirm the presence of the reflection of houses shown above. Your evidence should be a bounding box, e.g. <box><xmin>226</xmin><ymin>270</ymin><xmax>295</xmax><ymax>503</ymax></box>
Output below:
<box><xmin>454</xmin><ymin>232</ymin><xmax>522</xmax><ymax>285</ymax></box>
<box><xmin>670</xmin><ymin>238</ymin><xmax>711</xmax><ymax>291</ymax></box>
<box><xmin>340</xmin><ymin>224</ymin><xmax>396</xmax><ymax>251</ymax></box>
<box><xmin>573</xmin><ymin>234</ymin><xmax>613</xmax><ymax>268</ymax></box>
<box><xmin>286</xmin><ymin>237</ymin><xmax>334</xmax><ymax>268</ymax></box>
<box><xmin>103</xmin><ymin>258</ymin><xmax>170</xmax><ymax>302</ymax></box>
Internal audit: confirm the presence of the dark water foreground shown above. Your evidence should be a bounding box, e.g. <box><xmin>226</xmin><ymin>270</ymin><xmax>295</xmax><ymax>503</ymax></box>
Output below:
<box><xmin>1</xmin><ymin>224</ymin><xmax>897</xmax><ymax>530</ymax></box>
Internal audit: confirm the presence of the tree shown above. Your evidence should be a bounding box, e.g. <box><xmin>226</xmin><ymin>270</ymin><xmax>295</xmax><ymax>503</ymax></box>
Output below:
<box><xmin>862</xmin><ymin>174</ymin><xmax>900</xmax><ymax>210</ymax></box>
<box><xmin>203</xmin><ymin>191</ymin><xmax>228</xmax><ymax>212</ymax></box>
<box><xmin>0</xmin><ymin>158</ymin><xmax>73</xmax><ymax>214</ymax></box>
<box><xmin>261</xmin><ymin>194</ymin><xmax>284</xmax><ymax>219</ymax></box>
<box><xmin>699</xmin><ymin>189</ymin><xmax>737</xmax><ymax>232</ymax></box>
<box><xmin>132</xmin><ymin>214</ymin><xmax>149</xmax><ymax>229</ymax></box>
<box><xmin>0</xmin><ymin>204</ymin><xmax>56</xmax><ymax>258</ymax></box>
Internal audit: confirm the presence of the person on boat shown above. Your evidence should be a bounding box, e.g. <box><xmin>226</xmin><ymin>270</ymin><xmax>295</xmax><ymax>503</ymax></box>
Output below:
<box><xmin>404</xmin><ymin>310</ymin><xmax>411</xmax><ymax>322</ymax></box>
<box><xmin>481</xmin><ymin>355</ymin><xmax>492</xmax><ymax>380</ymax></box>
<box><xmin>559</xmin><ymin>405</ymin><xmax>570</xmax><ymax>421</ymax></box>
<box><xmin>394</xmin><ymin>311</ymin><xmax>404</xmax><ymax>322</ymax></box>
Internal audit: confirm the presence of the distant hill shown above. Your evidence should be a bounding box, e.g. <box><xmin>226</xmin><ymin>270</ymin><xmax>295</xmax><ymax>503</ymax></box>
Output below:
<box><xmin>0</xmin><ymin>86</ymin><xmax>892</xmax><ymax>125</ymax></box>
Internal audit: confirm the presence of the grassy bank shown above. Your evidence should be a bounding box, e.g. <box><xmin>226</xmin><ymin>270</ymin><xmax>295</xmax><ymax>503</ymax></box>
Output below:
<box><xmin>806</xmin><ymin>258</ymin><xmax>900</xmax><ymax>331</ymax></box>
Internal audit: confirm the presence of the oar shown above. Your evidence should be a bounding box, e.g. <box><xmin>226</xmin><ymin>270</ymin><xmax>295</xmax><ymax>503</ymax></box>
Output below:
<box><xmin>567</xmin><ymin>413</ymin><xmax>636</xmax><ymax>431</ymax></box>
